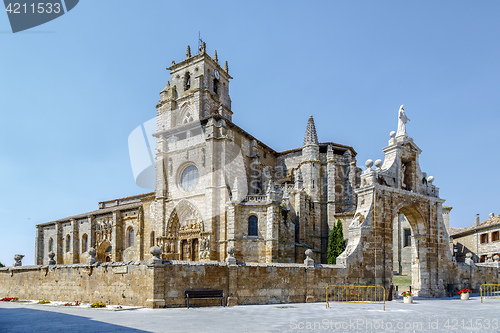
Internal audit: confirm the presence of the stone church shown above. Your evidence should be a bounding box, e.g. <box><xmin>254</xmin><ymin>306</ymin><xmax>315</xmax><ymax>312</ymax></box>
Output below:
<box><xmin>35</xmin><ymin>43</ymin><xmax>363</xmax><ymax>265</ymax></box>
<box><xmin>35</xmin><ymin>44</ymin><xmax>451</xmax><ymax>268</ymax></box>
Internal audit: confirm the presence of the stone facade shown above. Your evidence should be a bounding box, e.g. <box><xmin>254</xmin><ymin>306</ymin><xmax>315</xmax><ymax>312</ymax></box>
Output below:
<box><xmin>450</xmin><ymin>213</ymin><xmax>500</xmax><ymax>263</ymax></box>
<box><xmin>35</xmin><ymin>45</ymin><xmax>361</xmax><ymax>266</ymax></box>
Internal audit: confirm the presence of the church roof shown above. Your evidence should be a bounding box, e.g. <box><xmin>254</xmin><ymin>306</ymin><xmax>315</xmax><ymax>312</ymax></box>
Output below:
<box><xmin>37</xmin><ymin>192</ymin><xmax>155</xmax><ymax>226</ymax></box>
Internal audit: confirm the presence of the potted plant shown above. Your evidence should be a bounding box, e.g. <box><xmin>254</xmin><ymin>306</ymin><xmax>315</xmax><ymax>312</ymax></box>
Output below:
<box><xmin>401</xmin><ymin>290</ymin><xmax>413</xmax><ymax>303</ymax></box>
<box><xmin>458</xmin><ymin>288</ymin><xmax>471</xmax><ymax>300</ymax></box>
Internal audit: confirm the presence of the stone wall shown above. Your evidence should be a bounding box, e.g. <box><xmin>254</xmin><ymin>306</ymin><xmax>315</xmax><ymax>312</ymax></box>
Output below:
<box><xmin>0</xmin><ymin>262</ymin><xmax>154</xmax><ymax>307</ymax></box>
<box><xmin>0</xmin><ymin>261</ymin><xmax>348</xmax><ymax>308</ymax></box>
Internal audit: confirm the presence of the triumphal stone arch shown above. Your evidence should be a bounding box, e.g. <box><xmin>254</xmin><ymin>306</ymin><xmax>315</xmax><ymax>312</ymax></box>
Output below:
<box><xmin>338</xmin><ymin>106</ymin><xmax>453</xmax><ymax>297</ymax></box>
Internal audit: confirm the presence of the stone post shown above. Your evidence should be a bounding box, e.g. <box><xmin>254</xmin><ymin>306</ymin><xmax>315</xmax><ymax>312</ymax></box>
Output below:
<box><xmin>147</xmin><ymin>246</ymin><xmax>165</xmax><ymax>308</ymax></box>
<box><xmin>304</xmin><ymin>249</ymin><xmax>315</xmax><ymax>303</ymax></box>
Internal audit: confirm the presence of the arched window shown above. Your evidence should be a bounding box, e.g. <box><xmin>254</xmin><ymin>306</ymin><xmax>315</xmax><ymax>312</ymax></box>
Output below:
<box><xmin>66</xmin><ymin>234</ymin><xmax>71</xmax><ymax>252</ymax></box>
<box><xmin>82</xmin><ymin>234</ymin><xmax>88</xmax><ymax>253</ymax></box>
<box><xmin>48</xmin><ymin>238</ymin><xmax>53</xmax><ymax>252</ymax></box>
<box><xmin>248</xmin><ymin>215</ymin><xmax>258</xmax><ymax>236</ymax></box>
<box><xmin>150</xmin><ymin>231</ymin><xmax>155</xmax><ymax>247</ymax></box>
<box><xmin>213</xmin><ymin>78</ymin><xmax>218</xmax><ymax>94</ymax></box>
<box><xmin>184</xmin><ymin>72</ymin><xmax>191</xmax><ymax>91</ymax></box>
<box><xmin>127</xmin><ymin>228</ymin><xmax>134</xmax><ymax>248</ymax></box>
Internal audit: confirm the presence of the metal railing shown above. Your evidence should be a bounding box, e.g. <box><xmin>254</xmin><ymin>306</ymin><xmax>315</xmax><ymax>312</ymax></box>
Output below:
<box><xmin>326</xmin><ymin>285</ymin><xmax>385</xmax><ymax>311</ymax></box>
<box><xmin>480</xmin><ymin>284</ymin><xmax>500</xmax><ymax>303</ymax></box>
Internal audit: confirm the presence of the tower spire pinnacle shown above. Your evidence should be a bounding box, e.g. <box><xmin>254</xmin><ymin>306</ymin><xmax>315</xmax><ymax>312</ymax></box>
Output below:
<box><xmin>303</xmin><ymin>115</ymin><xmax>319</xmax><ymax>146</ymax></box>
<box><xmin>186</xmin><ymin>45</ymin><xmax>191</xmax><ymax>58</ymax></box>
<box><xmin>214</xmin><ymin>50</ymin><xmax>218</xmax><ymax>63</ymax></box>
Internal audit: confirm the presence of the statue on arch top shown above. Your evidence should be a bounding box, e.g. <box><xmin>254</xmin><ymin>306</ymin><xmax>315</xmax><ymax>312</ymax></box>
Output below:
<box><xmin>396</xmin><ymin>105</ymin><xmax>410</xmax><ymax>137</ymax></box>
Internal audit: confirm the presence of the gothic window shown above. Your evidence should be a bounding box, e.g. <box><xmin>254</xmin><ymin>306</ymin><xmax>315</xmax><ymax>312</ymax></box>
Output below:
<box><xmin>180</xmin><ymin>165</ymin><xmax>199</xmax><ymax>191</ymax></box>
<box><xmin>150</xmin><ymin>231</ymin><xmax>155</xmax><ymax>247</ymax></box>
<box><xmin>66</xmin><ymin>234</ymin><xmax>71</xmax><ymax>252</ymax></box>
<box><xmin>127</xmin><ymin>227</ymin><xmax>134</xmax><ymax>247</ymax></box>
<box><xmin>404</xmin><ymin>229</ymin><xmax>411</xmax><ymax>247</ymax></box>
<box><xmin>182</xmin><ymin>111</ymin><xmax>194</xmax><ymax>124</ymax></box>
<box><xmin>248</xmin><ymin>215</ymin><xmax>258</xmax><ymax>236</ymax></box>
<box><xmin>82</xmin><ymin>234</ymin><xmax>88</xmax><ymax>253</ymax></box>
<box><xmin>213</xmin><ymin>78</ymin><xmax>218</xmax><ymax>94</ymax></box>
<box><xmin>184</xmin><ymin>72</ymin><xmax>191</xmax><ymax>91</ymax></box>
<box><xmin>48</xmin><ymin>238</ymin><xmax>53</xmax><ymax>252</ymax></box>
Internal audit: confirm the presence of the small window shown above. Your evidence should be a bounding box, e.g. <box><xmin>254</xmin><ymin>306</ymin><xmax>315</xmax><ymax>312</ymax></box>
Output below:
<box><xmin>480</xmin><ymin>255</ymin><xmax>487</xmax><ymax>262</ymax></box>
<box><xmin>48</xmin><ymin>238</ymin><xmax>53</xmax><ymax>252</ymax></box>
<box><xmin>213</xmin><ymin>78</ymin><xmax>218</xmax><ymax>94</ymax></box>
<box><xmin>248</xmin><ymin>215</ymin><xmax>258</xmax><ymax>236</ymax></box>
<box><xmin>184</xmin><ymin>72</ymin><xmax>191</xmax><ymax>91</ymax></box>
<box><xmin>66</xmin><ymin>234</ymin><xmax>71</xmax><ymax>252</ymax></box>
<box><xmin>150</xmin><ymin>231</ymin><xmax>155</xmax><ymax>247</ymax></box>
<box><xmin>82</xmin><ymin>234</ymin><xmax>88</xmax><ymax>253</ymax></box>
<box><xmin>128</xmin><ymin>228</ymin><xmax>134</xmax><ymax>247</ymax></box>
<box><xmin>492</xmin><ymin>231</ymin><xmax>499</xmax><ymax>242</ymax></box>
<box><xmin>404</xmin><ymin>229</ymin><xmax>411</xmax><ymax>247</ymax></box>
<box><xmin>481</xmin><ymin>233</ymin><xmax>489</xmax><ymax>244</ymax></box>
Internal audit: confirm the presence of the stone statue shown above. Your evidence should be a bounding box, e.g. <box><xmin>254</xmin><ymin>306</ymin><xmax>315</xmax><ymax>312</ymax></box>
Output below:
<box><xmin>396</xmin><ymin>105</ymin><xmax>410</xmax><ymax>137</ymax></box>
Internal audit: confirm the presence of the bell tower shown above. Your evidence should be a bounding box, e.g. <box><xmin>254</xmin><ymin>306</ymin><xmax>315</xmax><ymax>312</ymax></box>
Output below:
<box><xmin>155</xmin><ymin>43</ymin><xmax>232</xmax><ymax>134</ymax></box>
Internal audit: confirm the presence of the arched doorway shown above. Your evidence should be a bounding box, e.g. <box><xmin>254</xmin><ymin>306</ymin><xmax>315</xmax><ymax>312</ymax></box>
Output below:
<box><xmin>97</xmin><ymin>241</ymin><xmax>112</xmax><ymax>262</ymax></box>
<box><xmin>159</xmin><ymin>200</ymin><xmax>209</xmax><ymax>261</ymax></box>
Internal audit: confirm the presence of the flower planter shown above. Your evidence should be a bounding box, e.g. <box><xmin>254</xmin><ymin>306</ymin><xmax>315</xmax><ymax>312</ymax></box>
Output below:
<box><xmin>460</xmin><ymin>293</ymin><xmax>470</xmax><ymax>300</ymax></box>
<box><xmin>403</xmin><ymin>296</ymin><xmax>413</xmax><ymax>304</ymax></box>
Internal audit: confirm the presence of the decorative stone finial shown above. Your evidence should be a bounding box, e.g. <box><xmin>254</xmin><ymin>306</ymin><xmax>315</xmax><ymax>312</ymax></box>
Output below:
<box><xmin>226</xmin><ymin>246</ymin><xmax>236</xmax><ymax>265</ymax></box>
<box><xmin>224</xmin><ymin>61</ymin><xmax>229</xmax><ymax>73</ymax></box>
<box><xmin>186</xmin><ymin>45</ymin><xmax>191</xmax><ymax>58</ymax></box>
<box><xmin>427</xmin><ymin>176</ymin><xmax>434</xmax><ymax>184</ymax></box>
<box><xmin>303</xmin><ymin>115</ymin><xmax>319</xmax><ymax>147</ymax></box>
<box><xmin>148</xmin><ymin>246</ymin><xmax>163</xmax><ymax>266</ymax></box>
<box><xmin>494</xmin><ymin>255</ymin><xmax>499</xmax><ymax>262</ymax></box>
<box><xmin>13</xmin><ymin>254</ymin><xmax>24</xmax><ymax>267</ymax></box>
<box><xmin>304</xmin><ymin>249</ymin><xmax>314</xmax><ymax>267</ymax></box>
<box><xmin>465</xmin><ymin>252</ymin><xmax>475</xmax><ymax>266</ymax></box>
<box><xmin>374</xmin><ymin>159</ymin><xmax>383</xmax><ymax>169</ymax></box>
<box><xmin>365</xmin><ymin>159</ymin><xmax>374</xmax><ymax>169</ymax></box>
<box><xmin>86</xmin><ymin>247</ymin><xmax>97</xmax><ymax>265</ymax></box>
<box><xmin>390</xmin><ymin>131</ymin><xmax>396</xmax><ymax>138</ymax></box>
<box><xmin>214</xmin><ymin>50</ymin><xmax>218</xmax><ymax>62</ymax></box>
<box><xmin>48</xmin><ymin>252</ymin><xmax>56</xmax><ymax>265</ymax></box>
<box><xmin>171</xmin><ymin>60</ymin><xmax>176</xmax><ymax>65</ymax></box>
<box><xmin>200</xmin><ymin>42</ymin><xmax>206</xmax><ymax>54</ymax></box>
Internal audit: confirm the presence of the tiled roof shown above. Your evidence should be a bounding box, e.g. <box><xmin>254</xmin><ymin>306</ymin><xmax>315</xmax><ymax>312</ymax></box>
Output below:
<box><xmin>450</xmin><ymin>215</ymin><xmax>500</xmax><ymax>237</ymax></box>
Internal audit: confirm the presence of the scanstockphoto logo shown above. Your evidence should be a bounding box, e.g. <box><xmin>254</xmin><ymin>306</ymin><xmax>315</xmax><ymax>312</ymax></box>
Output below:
<box><xmin>4</xmin><ymin>0</ymin><xmax>79</xmax><ymax>33</ymax></box>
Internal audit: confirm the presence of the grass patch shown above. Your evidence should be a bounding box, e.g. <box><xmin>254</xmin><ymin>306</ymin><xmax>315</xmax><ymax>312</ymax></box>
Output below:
<box><xmin>393</xmin><ymin>274</ymin><xmax>412</xmax><ymax>292</ymax></box>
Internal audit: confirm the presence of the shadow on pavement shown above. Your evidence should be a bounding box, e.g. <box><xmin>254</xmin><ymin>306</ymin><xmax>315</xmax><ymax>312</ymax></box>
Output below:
<box><xmin>0</xmin><ymin>307</ymin><xmax>149</xmax><ymax>333</ymax></box>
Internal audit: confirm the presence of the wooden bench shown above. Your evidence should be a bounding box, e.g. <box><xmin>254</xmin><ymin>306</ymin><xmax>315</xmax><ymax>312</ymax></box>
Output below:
<box><xmin>185</xmin><ymin>289</ymin><xmax>225</xmax><ymax>308</ymax></box>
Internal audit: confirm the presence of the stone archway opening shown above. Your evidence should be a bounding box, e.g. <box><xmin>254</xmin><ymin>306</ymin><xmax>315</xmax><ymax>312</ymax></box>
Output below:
<box><xmin>394</xmin><ymin>205</ymin><xmax>426</xmax><ymax>296</ymax></box>
<box><xmin>96</xmin><ymin>241</ymin><xmax>112</xmax><ymax>262</ymax></box>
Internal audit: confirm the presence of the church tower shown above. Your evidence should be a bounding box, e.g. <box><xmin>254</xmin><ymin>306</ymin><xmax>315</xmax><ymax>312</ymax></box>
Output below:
<box><xmin>154</xmin><ymin>43</ymin><xmax>232</xmax><ymax>199</ymax></box>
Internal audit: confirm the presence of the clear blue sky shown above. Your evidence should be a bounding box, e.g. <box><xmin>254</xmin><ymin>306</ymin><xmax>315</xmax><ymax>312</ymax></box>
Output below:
<box><xmin>1</xmin><ymin>1</ymin><xmax>499</xmax><ymax>265</ymax></box>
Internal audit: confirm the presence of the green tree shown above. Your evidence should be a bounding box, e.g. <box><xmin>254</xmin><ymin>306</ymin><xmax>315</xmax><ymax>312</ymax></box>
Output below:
<box><xmin>327</xmin><ymin>219</ymin><xmax>346</xmax><ymax>264</ymax></box>
<box><xmin>0</xmin><ymin>262</ymin><xmax>4</xmax><ymax>268</ymax></box>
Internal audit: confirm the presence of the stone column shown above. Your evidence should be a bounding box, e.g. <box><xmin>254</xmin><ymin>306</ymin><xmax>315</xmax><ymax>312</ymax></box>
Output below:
<box><xmin>112</xmin><ymin>211</ymin><xmax>122</xmax><ymax>262</ymax></box>
<box><xmin>56</xmin><ymin>222</ymin><xmax>63</xmax><ymax>264</ymax></box>
<box><xmin>71</xmin><ymin>219</ymin><xmax>79</xmax><ymax>263</ymax></box>
<box><xmin>35</xmin><ymin>225</ymin><xmax>43</xmax><ymax>265</ymax></box>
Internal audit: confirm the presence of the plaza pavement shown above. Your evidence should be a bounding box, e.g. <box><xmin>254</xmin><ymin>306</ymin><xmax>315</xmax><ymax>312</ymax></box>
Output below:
<box><xmin>1</xmin><ymin>294</ymin><xmax>499</xmax><ymax>332</ymax></box>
